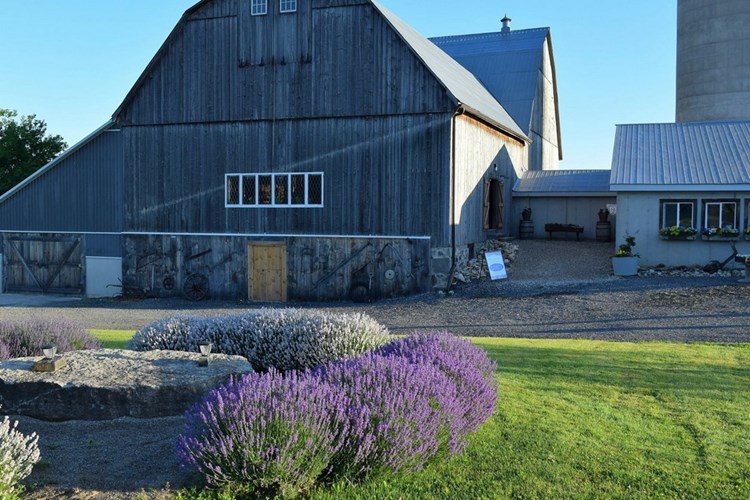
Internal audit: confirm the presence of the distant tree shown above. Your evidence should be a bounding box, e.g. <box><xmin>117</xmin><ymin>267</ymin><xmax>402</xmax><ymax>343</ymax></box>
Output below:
<box><xmin>0</xmin><ymin>109</ymin><xmax>67</xmax><ymax>195</ymax></box>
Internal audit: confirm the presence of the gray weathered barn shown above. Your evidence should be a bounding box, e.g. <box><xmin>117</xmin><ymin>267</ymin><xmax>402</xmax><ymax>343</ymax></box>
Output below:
<box><xmin>0</xmin><ymin>0</ymin><xmax>563</xmax><ymax>301</ymax></box>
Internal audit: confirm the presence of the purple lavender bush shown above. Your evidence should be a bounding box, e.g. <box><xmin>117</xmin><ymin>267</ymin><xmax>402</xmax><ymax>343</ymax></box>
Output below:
<box><xmin>0</xmin><ymin>319</ymin><xmax>101</xmax><ymax>360</ymax></box>
<box><xmin>315</xmin><ymin>353</ymin><xmax>460</xmax><ymax>479</ymax></box>
<box><xmin>178</xmin><ymin>332</ymin><xmax>498</xmax><ymax>493</ymax></box>
<box><xmin>376</xmin><ymin>332</ymin><xmax>497</xmax><ymax>447</ymax></box>
<box><xmin>177</xmin><ymin>369</ymin><xmax>350</xmax><ymax>498</ymax></box>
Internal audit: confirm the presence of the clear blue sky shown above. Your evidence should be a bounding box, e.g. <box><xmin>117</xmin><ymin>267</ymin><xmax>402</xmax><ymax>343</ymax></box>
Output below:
<box><xmin>1</xmin><ymin>0</ymin><xmax>677</xmax><ymax>170</ymax></box>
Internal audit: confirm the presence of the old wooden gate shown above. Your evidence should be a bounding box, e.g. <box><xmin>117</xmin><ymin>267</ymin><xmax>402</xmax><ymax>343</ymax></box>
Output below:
<box><xmin>4</xmin><ymin>235</ymin><xmax>83</xmax><ymax>294</ymax></box>
<box><xmin>247</xmin><ymin>242</ymin><xmax>287</xmax><ymax>302</ymax></box>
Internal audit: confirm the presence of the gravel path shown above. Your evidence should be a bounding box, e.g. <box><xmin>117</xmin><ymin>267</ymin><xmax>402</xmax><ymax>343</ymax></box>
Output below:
<box><xmin>3</xmin><ymin>240</ymin><xmax>749</xmax><ymax>343</ymax></box>
<box><xmin>4</xmin><ymin>240</ymin><xmax>750</xmax><ymax>498</ymax></box>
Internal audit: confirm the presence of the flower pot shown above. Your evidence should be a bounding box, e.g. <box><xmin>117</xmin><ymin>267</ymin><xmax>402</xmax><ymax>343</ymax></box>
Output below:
<box><xmin>612</xmin><ymin>256</ymin><xmax>638</xmax><ymax>276</ymax></box>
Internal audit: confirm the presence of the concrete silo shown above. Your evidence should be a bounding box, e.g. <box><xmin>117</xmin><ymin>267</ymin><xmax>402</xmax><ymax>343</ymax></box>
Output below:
<box><xmin>676</xmin><ymin>0</ymin><xmax>750</xmax><ymax>123</ymax></box>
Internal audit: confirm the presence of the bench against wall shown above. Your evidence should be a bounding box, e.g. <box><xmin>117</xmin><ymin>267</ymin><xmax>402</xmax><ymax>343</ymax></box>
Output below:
<box><xmin>544</xmin><ymin>223</ymin><xmax>584</xmax><ymax>240</ymax></box>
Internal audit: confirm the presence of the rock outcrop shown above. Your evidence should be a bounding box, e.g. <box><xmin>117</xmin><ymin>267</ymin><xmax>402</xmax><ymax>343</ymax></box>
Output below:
<box><xmin>0</xmin><ymin>349</ymin><xmax>252</xmax><ymax>421</ymax></box>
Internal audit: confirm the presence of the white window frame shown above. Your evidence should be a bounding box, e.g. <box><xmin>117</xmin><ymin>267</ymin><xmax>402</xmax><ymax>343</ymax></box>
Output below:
<box><xmin>251</xmin><ymin>0</ymin><xmax>268</xmax><ymax>16</ymax></box>
<box><xmin>280</xmin><ymin>0</ymin><xmax>297</xmax><ymax>13</ymax></box>
<box><xmin>225</xmin><ymin>172</ymin><xmax>324</xmax><ymax>208</ymax></box>
<box><xmin>660</xmin><ymin>200</ymin><xmax>695</xmax><ymax>229</ymax></box>
<box><xmin>703</xmin><ymin>200</ymin><xmax>737</xmax><ymax>229</ymax></box>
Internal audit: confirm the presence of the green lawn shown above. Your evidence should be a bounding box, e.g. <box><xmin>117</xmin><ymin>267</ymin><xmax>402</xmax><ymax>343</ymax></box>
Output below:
<box><xmin>312</xmin><ymin>338</ymin><xmax>750</xmax><ymax>499</ymax></box>
<box><xmin>94</xmin><ymin>330</ymin><xmax>750</xmax><ymax>498</ymax></box>
<box><xmin>89</xmin><ymin>329</ymin><xmax>135</xmax><ymax>349</ymax></box>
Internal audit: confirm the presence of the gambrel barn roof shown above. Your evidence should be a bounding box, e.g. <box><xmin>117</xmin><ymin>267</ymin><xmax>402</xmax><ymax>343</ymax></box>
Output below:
<box><xmin>113</xmin><ymin>0</ymin><xmax>528</xmax><ymax>143</ymax></box>
<box><xmin>431</xmin><ymin>27</ymin><xmax>561</xmax><ymax>155</ymax></box>
<box><xmin>371</xmin><ymin>1</ymin><xmax>527</xmax><ymax>142</ymax></box>
<box><xmin>610</xmin><ymin>121</ymin><xmax>750</xmax><ymax>191</ymax></box>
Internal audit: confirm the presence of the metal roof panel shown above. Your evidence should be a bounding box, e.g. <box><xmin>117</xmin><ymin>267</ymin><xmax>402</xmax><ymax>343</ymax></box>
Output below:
<box><xmin>372</xmin><ymin>1</ymin><xmax>528</xmax><ymax>142</ymax></box>
<box><xmin>514</xmin><ymin>169</ymin><xmax>612</xmax><ymax>193</ymax></box>
<box><xmin>431</xmin><ymin>29</ymin><xmax>549</xmax><ymax>135</ymax></box>
<box><xmin>610</xmin><ymin>121</ymin><xmax>750</xmax><ymax>187</ymax></box>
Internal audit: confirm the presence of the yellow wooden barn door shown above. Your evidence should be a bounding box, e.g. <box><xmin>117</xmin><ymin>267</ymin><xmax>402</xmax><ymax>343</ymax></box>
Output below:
<box><xmin>248</xmin><ymin>242</ymin><xmax>288</xmax><ymax>302</ymax></box>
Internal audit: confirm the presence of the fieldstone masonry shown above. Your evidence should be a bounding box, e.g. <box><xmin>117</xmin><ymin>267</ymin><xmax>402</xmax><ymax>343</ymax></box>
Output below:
<box><xmin>0</xmin><ymin>349</ymin><xmax>252</xmax><ymax>421</ymax></box>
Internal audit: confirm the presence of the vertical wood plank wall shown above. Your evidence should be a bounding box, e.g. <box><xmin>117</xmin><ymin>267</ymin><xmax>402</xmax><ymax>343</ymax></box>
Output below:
<box><xmin>528</xmin><ymin>37</ymin><xmax>560</xmax><ymax>171</ymax></box>
<box><xmin>120</xmin><ymin>0</ymin><xmax>457</xmax><ymax>246</ymax></box>
<box><xmin>0</xmin><ymin>131</ymin><xmax>123</xmax><ymax>233</ymax></box>
<box><xmin>453</xmin><ymin>115</ymin><xmax>527</xmax><ymax>246</ymax></box>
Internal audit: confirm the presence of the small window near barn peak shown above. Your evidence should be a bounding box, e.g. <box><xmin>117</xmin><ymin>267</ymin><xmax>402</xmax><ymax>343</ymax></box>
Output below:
<box><xmin>280</xmin><ymin>0</ymin><xmax>297</xmax><ymax>13</ymax></box>
<box><xmin>225</xmin><ymin>172</ymin><xmax>324</xmax><ymax>209</ymax></box>
<box><xmin>251</xmin><ymin>0</ymin><xmax>268</xmax><ymax>16</ymax></box>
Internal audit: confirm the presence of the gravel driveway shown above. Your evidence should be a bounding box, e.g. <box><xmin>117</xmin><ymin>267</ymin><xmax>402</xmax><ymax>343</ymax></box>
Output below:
<box><xmin>4</xmin><ymin>240</ymin><xmax>750</xmax><ymax>498</ymax></box>
<box><xmin>3</xmin><ymin>240</ymin><xmax>749</xmax><ymax>343</ymax></box>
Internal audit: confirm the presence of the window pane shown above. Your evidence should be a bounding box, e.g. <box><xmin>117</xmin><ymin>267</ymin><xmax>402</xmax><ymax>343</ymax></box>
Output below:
<box><xmin>275</xmin><ymin>175</ymin><xmax>289</xmax><ymax>205</ymax></box>
<box><xmin>706</xmin><ymin>204</ymin><xmax>721</xmax><ymax>227</ymax></box>
<box><xmin>678</xmin><ymin>203</ymin><xmax>694</xmax><ymax>227</ymax></box>
<box><xmin>226</xmin><ymin>176</ymin><xmax>240</xmax><ymax>205</ymax></box>
<box><xmin>252</xmin><ymin>0</ymin><xmax>267</xmax><ymax>15</ymax></box>
<box><xmin>663</xmin><ymin>203</ymin><xmax>678</xmax><ymax>227</ymax></box>
<box><xmin>308</xmin><ymin>174</ymin><xmax>323</xmax><ymax>205</ymax></box>
<box><xmin>258</xmin><ymin>175</ymin><xmax>272</xmax><ymax>205</ymax></box>
<box><xmin>722</xmin><ymin>203</ymin><xmax>736</xmax><ymax>227</ymax></box>
<box><xmin>242</xmin><ymin>175</ymin><xmax>256</xmax><ymax>205</ymax></box>
<box><xmin>280</xmin><ymin>0</ymin><xmax>297</xmax><ymax>13</ymax></box>
<box><xmin>291</xmin><ymin>174</ymin><xmax>306</xmax><ymax>204</ymax></box>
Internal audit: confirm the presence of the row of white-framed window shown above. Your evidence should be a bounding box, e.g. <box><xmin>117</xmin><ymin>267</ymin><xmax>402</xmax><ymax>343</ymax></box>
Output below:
<box><xmin>661</xmin><ymin>199</ymin><xmax>742</xmax><ymax>230</ymax></box>
<box><xmin>226</xmin><ymin>172</ymin><xmax>324</xmax><ymax>208</ymax></box>
<box><xmin>252</xmin><ymin>0</ymin><xmax>297</xmax><ymax>16</ymax></box>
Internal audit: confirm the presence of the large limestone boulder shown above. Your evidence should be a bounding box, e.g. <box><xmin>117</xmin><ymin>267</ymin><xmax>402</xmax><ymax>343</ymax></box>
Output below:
<box><xmin>0</xmin><ymin>349</ymin><xmax>252</xmax><ymax>421</ymax></box>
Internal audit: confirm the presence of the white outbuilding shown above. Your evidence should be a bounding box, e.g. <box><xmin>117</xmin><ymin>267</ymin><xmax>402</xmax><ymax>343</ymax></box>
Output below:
<box><xmin>611</xmin><ymin>121</ymin><xmax>750</xmax><ymax>268</ymax></box>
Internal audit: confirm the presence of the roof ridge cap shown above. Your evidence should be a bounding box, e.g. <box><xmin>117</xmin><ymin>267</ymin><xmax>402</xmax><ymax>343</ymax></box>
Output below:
<box><xmin>430</xmin><ymin>27</ymin><xmax>550</xmax><ymax>41</ymax></box>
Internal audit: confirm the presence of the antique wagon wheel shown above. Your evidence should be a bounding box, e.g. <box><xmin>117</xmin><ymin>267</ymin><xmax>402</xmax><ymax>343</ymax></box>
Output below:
<box><xmin>183</xmin><ymin>273</ymin><xmax>209</xmax><ymax>301</ymax></box>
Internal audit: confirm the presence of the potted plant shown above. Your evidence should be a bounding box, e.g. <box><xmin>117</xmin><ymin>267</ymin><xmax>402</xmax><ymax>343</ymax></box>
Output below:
<box><xmin>521</xmin><ymin>207</ymin><xmax>532</xmax><ymax>221</ymax></box>
<box><xmin>744</xmin><ymin>227</ymin><xmax>750</xmax><ymax>240</ymax></box>
<box><xmin>612</xmin><ymin>235</ymin><xmax>639</xmax><ymax>276</ymax></box>
<box><xmin>659</xmin><ymin>226</ymin><xmax>697</xmax><ymax>240</ymax></box>
<box><xmin>598</xmin><ymin>209</ymin><xmax>609</xmax><ymax>223</ymax></box>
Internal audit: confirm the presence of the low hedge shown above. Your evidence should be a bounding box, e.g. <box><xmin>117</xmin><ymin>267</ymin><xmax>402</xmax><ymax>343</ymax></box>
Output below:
<box><xmin>129</xmin><ymin>309</ymin><xmax>390</xmax><ymax>372</ymax></box>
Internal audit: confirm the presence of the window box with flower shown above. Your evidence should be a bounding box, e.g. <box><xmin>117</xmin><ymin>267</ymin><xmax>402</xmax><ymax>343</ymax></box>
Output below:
<box><xmin>659</xmin><ymin>226</ymin><xmax>697</xmax><ymax>241</ymax></box>
<box><xmin>701</xmin><ymin>226</ymin><xmax>740</xmax><ymax>241</ymax></box>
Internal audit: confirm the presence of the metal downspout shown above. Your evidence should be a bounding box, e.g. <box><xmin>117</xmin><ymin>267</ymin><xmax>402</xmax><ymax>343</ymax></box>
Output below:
<box><xmin>447</xmin><ymin>106</ymin><xmax>465</xmax><ymax>291</ymax></box>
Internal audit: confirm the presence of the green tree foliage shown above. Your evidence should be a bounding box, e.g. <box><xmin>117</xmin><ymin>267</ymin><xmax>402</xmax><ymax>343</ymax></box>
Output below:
<box><xmin>0</xmin><ymin>109</ymin><xmax>67</xmax><ymax>195</ymax></box>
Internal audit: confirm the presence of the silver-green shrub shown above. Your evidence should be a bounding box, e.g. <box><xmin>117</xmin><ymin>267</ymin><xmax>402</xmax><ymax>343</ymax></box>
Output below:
<box><xmin>0</xmin><ymin>411</ymin><xmax>40</xmax><ymax>498</ymax></box>
<box><xmin>129</xmin><ymin>309</ymin><xmax>390</xmax><ymax>372</ymax></box>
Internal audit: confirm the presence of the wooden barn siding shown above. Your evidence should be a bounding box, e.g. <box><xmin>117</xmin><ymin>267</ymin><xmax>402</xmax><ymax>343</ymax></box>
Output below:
<box><xmin>2</xmin><ymin>233</ymin><xmax>84</xmax><ymax>294</ymax></box>
<box><xmin>453</xmin><ymin>114</ymin><xmax>527</xmax><ymax>246</ymax></box>
<box><xmin>123</xmin><ymin>113</ymin><xmax>452</xmax><ymax>242</ymax></box>
<box><xmin>118</xmin><ymin>1</ymin><xmax>454</xmax><ymax>126</ymax></box>
<box><xmin>0</xmin><ymin>131</ymin><xmax>123</xmax><ymax>233</ymax></box>
<box><xmin>528</xmin><ymin>39</ymin><xmax>559</xmax><ymax>171</ymax></box>
<box><xmin>122</xmin><ymin>234</ymin><xmax>430</xmax><ymax>301</ymax></box>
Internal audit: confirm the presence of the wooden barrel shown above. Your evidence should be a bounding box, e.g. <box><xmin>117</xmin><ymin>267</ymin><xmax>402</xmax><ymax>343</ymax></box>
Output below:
<box><xmin>596</xmin><ymin>221</ymin><xmax>611</xmax><ymax>242</ymax></box>
<box><xmin>519</xmin><ymin>220</ymin><xmax>534</xmax><ymax>240</ymax></box>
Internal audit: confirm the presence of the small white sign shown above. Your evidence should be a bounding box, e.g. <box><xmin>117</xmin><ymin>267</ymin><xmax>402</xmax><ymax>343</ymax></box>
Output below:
<box><xmin>485</xmin><ymin>250</ymin><xmax>508</xmax><ymax>280</ymax></box>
